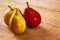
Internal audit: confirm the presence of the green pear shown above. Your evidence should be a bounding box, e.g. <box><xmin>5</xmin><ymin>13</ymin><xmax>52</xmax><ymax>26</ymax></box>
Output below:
<box><xmin>9</xmin><ymin>9</ymin><xmax>26</xmax><ymax>34</ymax></box>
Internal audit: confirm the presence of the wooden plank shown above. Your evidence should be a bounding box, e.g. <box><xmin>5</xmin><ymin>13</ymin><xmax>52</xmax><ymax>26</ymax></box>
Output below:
<box><xmin>16</xmin><ymin>0</ymin><xmax>60</xmax><ymax>12</ymax></box>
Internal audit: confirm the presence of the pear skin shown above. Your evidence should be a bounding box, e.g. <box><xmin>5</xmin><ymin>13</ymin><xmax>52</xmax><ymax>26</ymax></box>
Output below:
<box><xmin>23</xmin><ymin>2</ymin><xmax>41</xmax><ymax>28</ymax></box>
<box><xmin>9</xmin><ymin>9</ymin><xmax>26</xmax><ymax>34</ymax></box>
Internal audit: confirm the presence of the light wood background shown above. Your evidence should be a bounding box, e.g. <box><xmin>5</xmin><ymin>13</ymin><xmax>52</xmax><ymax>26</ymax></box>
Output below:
<box><xmin>0</xmin><ymin>0</ymin><xmax>60</xmax><ymax>40</ymax></box>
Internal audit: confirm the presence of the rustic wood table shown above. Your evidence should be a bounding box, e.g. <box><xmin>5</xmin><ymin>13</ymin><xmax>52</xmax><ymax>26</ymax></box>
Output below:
<box><xmin>0</xmin><ymin>0</ymin><xmax>60</xmax><ymax>40</ymax></box>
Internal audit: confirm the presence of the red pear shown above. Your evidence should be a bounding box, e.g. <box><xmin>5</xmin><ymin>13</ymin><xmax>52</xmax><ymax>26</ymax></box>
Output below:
<box><xmin>23</xmin><ymin>2</ymin><xmax>41</xmax><ymax>28</ymax></box>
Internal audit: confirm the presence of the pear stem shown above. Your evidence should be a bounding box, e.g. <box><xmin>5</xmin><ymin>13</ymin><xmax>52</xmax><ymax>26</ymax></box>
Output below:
<box><xmin>26</xmin><ymin>2</ymin><xmax>29</xmax><ymax>7</ymax></box>
<box><xmin>16</xmin><ymin>9</ymin><xmax>17</xmax><ymax>14</ymax></box>
<box><xmin>8</xmin><ymin>5</ymin><xmax>13</xmax><ymax>11</ymax></box>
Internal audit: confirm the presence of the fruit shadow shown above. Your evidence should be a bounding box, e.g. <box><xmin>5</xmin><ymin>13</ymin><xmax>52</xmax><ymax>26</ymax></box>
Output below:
<box><xmin>15</xmin><ymin>25</ymin><xmax>52</xmax><ymax>40</ymax></box>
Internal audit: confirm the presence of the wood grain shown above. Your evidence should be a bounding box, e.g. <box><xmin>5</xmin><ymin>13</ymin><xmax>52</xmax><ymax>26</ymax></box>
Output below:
<box><xmin>0</xmin><ymin>0</ymin><xmax>60</xmax><ymax>40</ymax></box>
<box><xmin>15</xmin><ymin>0</ymin><xmax>60</xmax><ymax>12</ymax></box>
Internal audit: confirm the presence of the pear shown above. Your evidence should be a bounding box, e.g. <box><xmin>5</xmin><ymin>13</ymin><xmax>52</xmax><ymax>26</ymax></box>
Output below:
<box><xmin>4</xmin><ymin>6</ymin><xmax>21</xmax><ymax>25</ymax></box>
<box><xmin>23</xmin><ymin>2</ymin><xmax>41</xmax><ymax>28</ymax></box>
<box><xmin>9</xmin><ymin>9</ymin><xmax>26</xmax><ymax>34</ymax></box>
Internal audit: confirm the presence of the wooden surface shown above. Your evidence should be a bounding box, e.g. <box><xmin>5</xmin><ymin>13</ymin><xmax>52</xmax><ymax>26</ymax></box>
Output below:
<box><xmin>0</xmin><ymin>0</ymin><xmax>60</xmax><ymax>40</ymax></box>
<box><xmin>13</xmin><ymin>0</ymin><xmax>60</xmax><ymax>12</ymax></box>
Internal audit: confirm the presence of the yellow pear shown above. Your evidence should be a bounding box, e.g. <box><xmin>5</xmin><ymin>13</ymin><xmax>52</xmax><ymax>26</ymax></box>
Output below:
<box><xmin>4</xmin><ymin>6</ymin><xmax>21</xmax><ymax>25</ymax></box>
<box><xmin>9</xmin><ymin>9</ymin><xmax>26</xmax><ymax>34</ymax></box>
